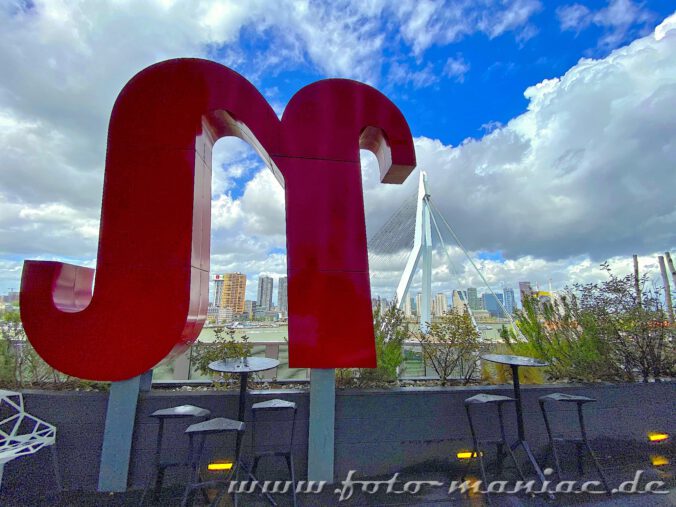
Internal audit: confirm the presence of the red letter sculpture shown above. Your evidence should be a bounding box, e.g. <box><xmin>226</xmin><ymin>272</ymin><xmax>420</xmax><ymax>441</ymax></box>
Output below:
<box><xmin>20</xmin><ymin>59</ymin><xmax>416</xmax><ymax>380</ymax></box>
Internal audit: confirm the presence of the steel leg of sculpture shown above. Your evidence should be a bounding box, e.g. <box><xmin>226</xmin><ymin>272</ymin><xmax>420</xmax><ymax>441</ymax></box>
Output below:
<box><xmin>308</xmin><ymin>368</ymin><xmax>335</xmax><ymax>483</ymax></box>
<box><xmin>98</xmin><ymin>370</ymin><xmax>152</xmax><ymax>491</ymax></box>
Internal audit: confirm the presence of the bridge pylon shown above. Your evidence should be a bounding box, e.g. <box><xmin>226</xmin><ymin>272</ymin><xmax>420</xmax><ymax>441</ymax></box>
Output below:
<box><xmin>396</xmin><ymin>171</ymin><xmax>432</xmax><ymax>332</ymax></box>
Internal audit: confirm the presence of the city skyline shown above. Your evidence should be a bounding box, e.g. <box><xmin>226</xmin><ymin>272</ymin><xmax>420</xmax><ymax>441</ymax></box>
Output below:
<box><xmin>1</xmin><ymin>4</ymin><xmax>674</xmax><ymax>304</ymax></box>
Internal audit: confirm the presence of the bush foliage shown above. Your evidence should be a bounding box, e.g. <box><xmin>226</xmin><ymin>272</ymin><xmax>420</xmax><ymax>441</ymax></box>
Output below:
<box><xmin>192</xmin><ymin>327</ymin><xmax>254</xmax><ymax>383</ymax></box>
<box><xmin>415</xmin><ymin>311</ymin><xmax>481</xmax><ymax>386</ymax></box>
<box><xmin>502</xmin><ymin>262</ymin><xmax>675</xmax><ymax>382</ymax></box>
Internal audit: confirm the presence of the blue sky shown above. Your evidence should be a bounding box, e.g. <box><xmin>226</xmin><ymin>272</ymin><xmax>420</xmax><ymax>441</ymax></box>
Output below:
<box><xmin>1</xmin><ymin>0</ymin><xmax>675</xmax><ymax>301</ymax></box>
<box><xmin>214</xmin><ymin>0</ymin><xmax>675</xmax><ymax>146</ymax></box>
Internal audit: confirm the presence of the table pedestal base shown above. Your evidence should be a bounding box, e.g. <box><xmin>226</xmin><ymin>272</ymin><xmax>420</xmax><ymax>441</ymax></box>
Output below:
<box><xmin>510</xmin><ymin>439</ymin><xmax>555</xmax><ymax>499</ymax></box>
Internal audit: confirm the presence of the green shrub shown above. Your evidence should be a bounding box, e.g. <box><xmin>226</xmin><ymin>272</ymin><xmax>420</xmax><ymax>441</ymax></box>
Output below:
<box><xmin>415</xmin><ymin>311</ymin><xmax>481</xmax><ymax>386</ymax></box>
<box><xmin>503</xmin><ymin>262</ymin><xmax>675</xmax><ymax>383</ymax></box>
<box><xmin>192</xmin><ymin>327</ymin><xmax>253</xmax><ymax>384</ymax></box>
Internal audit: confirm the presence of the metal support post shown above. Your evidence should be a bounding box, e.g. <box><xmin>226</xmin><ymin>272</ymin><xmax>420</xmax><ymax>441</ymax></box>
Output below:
<box><xmin>98</xmin><ymin>369</ymin><xmax>152</xmax><ymax>492</ymax></box>
<box><xmin>307</xmin><ymin>368</ymin><xmax>335</xmax><ymax>483</ymax></box>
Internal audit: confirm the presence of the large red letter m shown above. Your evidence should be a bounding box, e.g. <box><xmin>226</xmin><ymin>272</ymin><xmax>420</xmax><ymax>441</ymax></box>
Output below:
<box><xmin>20</xmin><ymin>59</ymin><xmax>416</xmax><ymax>381</ymax></box>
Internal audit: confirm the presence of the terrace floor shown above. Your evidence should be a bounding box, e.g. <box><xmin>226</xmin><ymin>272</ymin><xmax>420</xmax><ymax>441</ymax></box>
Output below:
<box><xmin>3</xmin><ymin>436</ymin><xmax>673</xmax><ymax>506</ymax></box>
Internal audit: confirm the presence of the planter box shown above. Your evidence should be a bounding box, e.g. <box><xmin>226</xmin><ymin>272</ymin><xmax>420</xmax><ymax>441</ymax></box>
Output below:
<box><xmin>2</xmin><ymin>382</ymin><xmax>674</xmax><ymax>495</ymax></box>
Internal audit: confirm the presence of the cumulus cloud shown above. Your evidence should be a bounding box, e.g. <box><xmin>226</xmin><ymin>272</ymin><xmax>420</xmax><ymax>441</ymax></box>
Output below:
<box><xmin>362</xmin><ymin>14</ymin><xmax>676</xmax><ymax>294</ymax></box>
<box><xmin>1</xmin><ymin>1</ymin><xmax>675</xmax><ymax>301</ymax></box>
<box><xmin>413</xmin><ymin>29</ymin><xmax>674</xmax><ymax>260</ymax></box>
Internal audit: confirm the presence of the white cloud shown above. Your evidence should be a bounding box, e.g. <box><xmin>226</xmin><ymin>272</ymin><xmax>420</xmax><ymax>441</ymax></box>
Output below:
<box><xmin>387</xmin><ymin>61</ymin><xmax>439</xmax><ymax>89</ymax></box>
<box><xmin>557</xmin><ymin>0</ymin><xmax>656</xmax><ymax>49</ymax></box>
<box><xmin>393</xmin><ymin>0</ymin><xmax>541</xmax><ymax>56</ymax></box>
<box><xmin>362</xmin><ymin>14</ymin><xmax>676</xmax><ymax>294</ymax></box>
<box><xmin>1</xmin><ymin>1</ymin><xmax>674</xmax><ymax>303</ymax></box>
<box><xmin>654</xmin><ymin>11</ymin><xmax>676</xmax><ymax>41</ymax></box>
<box><xmin>240</xmin><ymin>169</ymin><xmax>286</xmax><ymax>238</ymax></box>
<box><xmin>443</xmin><ymin>55</ymin><xmax>470</xmax><ymax>82</ymax></box>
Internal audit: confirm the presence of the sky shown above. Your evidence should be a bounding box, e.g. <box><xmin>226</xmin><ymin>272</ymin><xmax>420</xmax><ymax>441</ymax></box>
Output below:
<box><xmin>1</xmin><ymin>0</ymin><xmax>675</xmax><ymax>304</ymax></box>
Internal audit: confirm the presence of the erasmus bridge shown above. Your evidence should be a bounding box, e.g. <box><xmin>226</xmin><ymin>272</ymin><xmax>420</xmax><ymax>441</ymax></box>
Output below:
<box><xmin>172</xmin><ymin>172</ymin><xmax>516</xmax><ymax>381</ymax></box>
<box><xmin>366</xmin><ymin>171</ymin><xmax>516</xmax><ymax>342</ymax></box>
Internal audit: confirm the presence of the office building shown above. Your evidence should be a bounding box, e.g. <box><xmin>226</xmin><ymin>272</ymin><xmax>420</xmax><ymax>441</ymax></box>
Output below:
<box><xmin>207</xmin><ymin>304</ymin><xmax>219</xmax><ymax>323</ymax></box>
<box><xmin>403</xmin><ymin>297</ymin><xmax>413</xmax><ymax>318</ymax></box>
<box><xmin>433</xmin><ymin>292</ymin><xmax>448</xmax><ymax>316</ymax></box>
<box><xmin>452</xmin><ymin>290</ymin><xmax>467</xmax><ymax>315</ymax></box>
<box><xmin>220</xmin><ymin>273</ymin><xmax>246</xmax><ymax>313</ymax></box>
<box><xmin>213</xmin><ymin>275</ymin><xmax>224</xmax><ymax>307</ymax></box>
<box><xmin>503</xmin><ymin>288</ymin><xmax>515</xmax><ymax>315</ymax></box>
<box><xmin>278</xmin><ymin>276</ymin><xmax>288</xmax><ymax>314</ymax></box>
<box><xmin>244</xmin><ymin>299</ymin><xmax>257</xmax><ymax>319</ymax></box>
<box><xmin>257</xmin><ymin>275</ymin><xmax>274</xmax><ymax>311</ymax></box>
<box><xmin>466</xmin><ymin>287</ymin><xmax>480</xmax><ymax>310</ymax></box>
<box><xmin>519</xmin><ymin>281</ymin><xmax>533</xmax><ymax>301</ymax></box>
<box><xmin>482</xmin><ymin>293</ymin><xmax>505</xmax><ymax>317</ymax></box>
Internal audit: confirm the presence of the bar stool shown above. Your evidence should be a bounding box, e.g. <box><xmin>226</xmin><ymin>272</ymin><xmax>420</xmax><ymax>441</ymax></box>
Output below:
<box><xmin>140</xmin><ymin>404</ymin><xmax>210</xmax><ymax>505</ymax></box>
<box><xmin>539</xmin><ymin>393</ymin><xmax>611</xmax><ymax>493</ymax></box>
<box><xmin>251</xmin><ymin>399</ymin><xmax>298</xmax><ymax>507</ymax></box>
<box><xmin>181</xmin><ymin>417</ymin><xmax>245</xmax><ymax>507</ymax></box>
<box><xmin>462</xmin><ymin>394</ymin><xmax>526</xmax><ymax>490</ymax></box>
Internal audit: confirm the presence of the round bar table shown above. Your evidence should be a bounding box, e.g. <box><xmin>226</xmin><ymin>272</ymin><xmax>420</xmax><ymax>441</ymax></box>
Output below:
<box><xmin>208</xmin><ymin>357</ymin><xmax>280</xmax><ymax>450</ymax></box>
<box><xmin>209</xmin><ymin>357</ymin><xmax>280</xmax><ymax>422</ymax></box>
<box><xmin>209</xmin><ymin>356</ymin><xmax>280</xmax><ymax>505</ymax></box>
<box><xmin>481</xmin><ymin>353</ymin><xmax>551</xmax><ymax>494</ymax></box>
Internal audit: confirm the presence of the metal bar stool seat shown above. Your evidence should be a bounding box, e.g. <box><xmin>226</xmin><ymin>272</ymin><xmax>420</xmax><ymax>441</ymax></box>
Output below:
<box><xmin>141</xmin><ymin>404</ymin><xmax>210</xmax><ymax>505</ymax></box>
<box><xmin>462</xmin><ymin>393</ymin><xmax>527</xmax><ymax>497</ymax></box>
<box><xmin>539</xmin><ymin>393</ymin><xmax>611</xmax><ymax>493</ymax></box>
<box><xmin>251</xmin><ymin>399</ymin><xmax>298</xmax><ymax>507</ymax></box>
<box><xmin>182</xmin><ymin>417</ymin><xmax>245</xmax><ymax>507</ymax></box>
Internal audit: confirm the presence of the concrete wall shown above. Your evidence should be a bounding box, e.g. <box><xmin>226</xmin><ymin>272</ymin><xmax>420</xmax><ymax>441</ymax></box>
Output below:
<box><xmin>2</xmin><ymin>382</ymin><xmax>674</xmax><ymax>496</ymax></box>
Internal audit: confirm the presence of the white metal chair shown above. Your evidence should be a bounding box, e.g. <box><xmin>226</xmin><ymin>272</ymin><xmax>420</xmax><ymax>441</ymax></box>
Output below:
<box><xmin>0</xmin><ymin>390</ymin><xmax>60</xmax><ymax>494</ymax></box>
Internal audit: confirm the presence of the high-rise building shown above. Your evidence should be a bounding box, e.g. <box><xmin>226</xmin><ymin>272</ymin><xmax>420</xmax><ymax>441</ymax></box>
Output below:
<box><xmin>416</xmin><ymin>293</ymin><xmax>422</xmax><ymax>317</ymax></box>
<box><xmin>466</xmin><ymin>287</ymin><xmax>480</xmax><ymax>310</ymax></box>
<box><xmin>278</xmin><ymin>276</ymin><xmax>288</xmax><ymax>313</ymax></box>
<box><xmin>482</xmin><ymin>293</ymin><xmax>505</xmax><ymax>317</ymax></box>
<box><xmin>213</xmin><ymin>275</ymin><xmax>225</xmax><ymax>307</ymax></box>
<box><xmin>244</xmin><ymin>299</ymin><xmax>257</xmax><ymax>319</ymax></box>
<box><xmin>257</xmin><ymin>275</ymin><xmax>274</xmax><ymax>311</ymax></box>
<box><xmin>503</xmin><ymin>288</ymin><xmax>515</xmax><ymax>314</ymax></box>
<box><xmin>452</xmin><ymin>290</ymin><xmax>467</xmax><ymax>315</ymax></box>
<box><xmin>519</xmin><ymin>281</ymin><xmax>533</xmax><ymax>302</ymax></box>
<box><xmin>220</xmin><ymin>273</ymin><xmax>246</xmax><ymax>313</ymax></box>
<box><xmin>433</xmin><ymin>293</ymin><xmax>448</xmax><ymax>316</ymax></box>
<box><xmin>403</xmin><ymin>297</ymin><xmax>413</xmax><ymax>318</ymax></box>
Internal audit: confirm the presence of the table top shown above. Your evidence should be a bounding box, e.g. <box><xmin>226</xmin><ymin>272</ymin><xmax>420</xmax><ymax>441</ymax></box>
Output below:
<box><xmin>481</xmin><ymin>353</ymin><xmax>548</xmax><ymax>368</ymax></box>
<box><xmin>208</xmin><ymin>356</ymin><xmax>280</xmax><ymax>374</ymax></box>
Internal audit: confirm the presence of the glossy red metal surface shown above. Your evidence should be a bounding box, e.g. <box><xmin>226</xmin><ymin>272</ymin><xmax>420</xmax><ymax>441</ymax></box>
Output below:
<box><xmin>20</xmin><ymin>58</ymin><xmax>416</xmax><ymax>380</ymax></box>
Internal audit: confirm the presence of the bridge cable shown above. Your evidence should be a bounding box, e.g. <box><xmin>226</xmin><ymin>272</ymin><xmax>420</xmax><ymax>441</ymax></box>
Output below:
<box><xmin>427</xmin><ymin>198</ymin><xmax>523</xmax><ymax>339</ymax></box>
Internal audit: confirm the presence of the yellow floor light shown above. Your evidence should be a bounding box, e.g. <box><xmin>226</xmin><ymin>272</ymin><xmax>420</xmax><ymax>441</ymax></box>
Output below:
<box><xmin>456</xmin><ymin>451</ymin><xmax>483</xmax><ymax>459</ymax></box>
<box><xmin>650</xmin><ymin>455</ymin><xmax>669</xmax><ymax>467</ymax></box>
<box><xmin>208</xmin><ymin>461</ymin><xmax>234</xmax><ymax>471</ymax></box>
